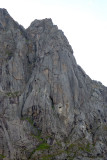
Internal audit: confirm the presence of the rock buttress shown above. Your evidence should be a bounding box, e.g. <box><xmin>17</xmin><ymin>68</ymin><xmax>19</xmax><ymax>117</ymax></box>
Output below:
<box><xmin>0</xmin><ymin>9</ymin><xmax>107</xmax><ymax>160</ymax></box>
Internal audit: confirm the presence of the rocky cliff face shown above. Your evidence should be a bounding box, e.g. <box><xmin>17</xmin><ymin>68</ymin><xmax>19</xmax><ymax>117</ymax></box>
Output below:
<box><xmin>0</xmin><ymin>8</ymin><xmax>107</xmax><ymax>160</ymax></box>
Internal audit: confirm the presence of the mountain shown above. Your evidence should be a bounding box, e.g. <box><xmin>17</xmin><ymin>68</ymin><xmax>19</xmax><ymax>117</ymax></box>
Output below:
<box><xmin>0</xmin><ymin>8</ymin><xmax>107</xmax><ymax>160</ymax></box>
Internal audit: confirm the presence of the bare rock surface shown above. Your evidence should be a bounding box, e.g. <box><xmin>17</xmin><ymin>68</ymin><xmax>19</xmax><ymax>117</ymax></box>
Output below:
<box><xmin>0</xmin><ymin>8</ymin><xmax>107</xmax><ymax>160</ymax></box>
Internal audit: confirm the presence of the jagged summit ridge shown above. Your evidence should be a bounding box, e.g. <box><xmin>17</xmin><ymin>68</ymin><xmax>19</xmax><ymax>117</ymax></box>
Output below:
<box><xmin>29</xmin><ymin>18</ymin><xmax>53</xmax><ymax>27</ymax></box>
<box><xmin>0</xmin><ymin>8</ymin><xmax>107</xmax><ymax>160</ymax></box>
<box><xmin>0</xmin><ymin>8</ymin><xmax>9</xmax><ymax>15</ymax></box>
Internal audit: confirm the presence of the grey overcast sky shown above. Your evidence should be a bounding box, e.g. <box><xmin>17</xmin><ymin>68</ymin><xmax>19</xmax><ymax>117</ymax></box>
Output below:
<box><xmin>1</xmin><ymin>0</ymin><xmax>107</xmax><ymax>86</ymax></box>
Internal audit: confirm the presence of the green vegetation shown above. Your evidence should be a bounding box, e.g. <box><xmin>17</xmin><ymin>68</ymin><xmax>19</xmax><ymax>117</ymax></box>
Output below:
<box><xmin>28</xmin><ymin>142</ymin><xmax>50</xmax><ymax>159</ymax></box>
<box><xmin>51</xmin><ymin>105</ymin><xmax>55</xmax><ymax>110</ymax></box>
<box><xmin>22</xmin><ymin>117</ymin><xmax>94</xmax><ymax>160</ymax></box>
<box><xmin>36</xmin><ymin>142</ymin><xmax>50</xmax><ymax>151</ymax></box>
<box><xmin>56</xmin><ymin>140</ymin><xmax>62</xmax><ymax>147</ymax></box>
<box><xmin>41</xmin><ymin>154</ymin><xmax>53</xmax><ymax>160</ymax></box>
<box><xmin>68</xmin><ymin>143</ymin><xmax>75</xmax><ymax>149</ymax></box>
<box><xmin>6</xmin><ymin>91</ymin><xmax>21</xmax><ymax>97</ymax></box>
<box><xmin>28</xmin><ymin>139</ymin><xmax>95</xmax><ymax>160</ymax></box>
<box><xmin>67</xmin><ymin>141</ymin><xmax>92</xmax><ymax>153</ymax></box>
<box><xmin>0</xmin><ymin>154</ymin><xmax>6</xmax><ymax>158</ymax></box>
<box><xmin>28</xmin><ymin>148</ymin><xmax>36</xmax><ymax>160</ymax></box>
<box><xmin>26</xmin><ymin>117</ymin><xmax>34</xmax><ymax>126</ymax></box>
<box><xmin>41</xmin><ymin>157</ymin><xmax>51</xmax><ymax>160</ymax></box>
<box><xmin>85</xmin><ymin>143</ymin><xmax>91</xmax><ymax>152</ymax></box>
<box><xmin>40</xmin><ymin>149</ymin><xmax>66</xmax><ymax>160</ymax></box>
<box><xmin>21</xmin><ymin>117</ymin><xmax>42</xmax><ymax>139</ymax></box>
<box><xmin>31</xmin><ymin>134</ymin><xmax>43</xmax><ymax>142</ymax></box>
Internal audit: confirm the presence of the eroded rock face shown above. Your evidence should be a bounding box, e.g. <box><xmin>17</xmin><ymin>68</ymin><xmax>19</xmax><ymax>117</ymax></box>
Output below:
<box><xmin>0</xmin><ymin>8</ymin><xmax>107</xmax><ymax>160</ymax></box>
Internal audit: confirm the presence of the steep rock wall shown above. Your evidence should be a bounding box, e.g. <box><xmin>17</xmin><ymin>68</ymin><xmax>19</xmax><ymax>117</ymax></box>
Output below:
<box><xmin>0</xmin><ymin>9</ymin><xmax>107</xmax><ymax>160</ymax></box>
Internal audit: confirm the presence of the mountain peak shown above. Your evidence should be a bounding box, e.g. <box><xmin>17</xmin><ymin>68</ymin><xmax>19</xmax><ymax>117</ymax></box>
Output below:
<box><xmin>30</xmin><ymin>18</ymin><xmax>53</xmax><ymax>27</ymax></box>
<box><xmin>0</xmin><ymin>9</ymin><xmax>107</xmax><ymax>160</ymax></box>
<box><xmin>0</xmin><ymin>8</ymin><xmax>8</xmax><ymax>14</ymax></box>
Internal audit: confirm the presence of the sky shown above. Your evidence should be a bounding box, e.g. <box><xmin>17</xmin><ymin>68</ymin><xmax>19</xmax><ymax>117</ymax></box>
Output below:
<box><xmin>1</xmin><ymin>0</ymin><xmax>107</xmax><ymax>86</ymax></box>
